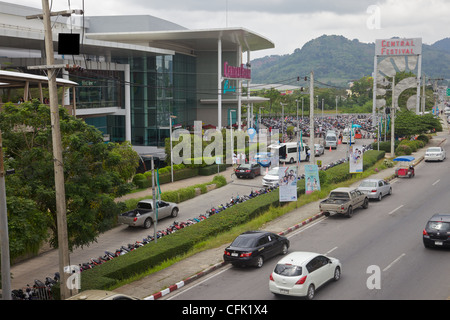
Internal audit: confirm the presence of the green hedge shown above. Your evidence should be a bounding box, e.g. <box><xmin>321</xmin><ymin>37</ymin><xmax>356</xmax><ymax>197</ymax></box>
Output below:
<box><xmin>78</xmin><ymin>151</ymin><xmax>385</xmax><ymax>291</ymax></box>
<box><xmin>198</xmin><ymin>164</ymin><xmax>228</xmax><ymax>176</ymax></box>
<box><xmin>133</xmin><ymin>167</ymin><xmax>199</xmax><ymax>189</ymax></box>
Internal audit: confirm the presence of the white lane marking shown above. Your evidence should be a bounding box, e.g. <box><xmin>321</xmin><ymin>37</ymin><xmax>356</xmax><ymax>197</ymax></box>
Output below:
<box><xmin>432</xmin><ymin>179</ymin><xmax>440</xmax><ymax>186</ymax></box>
<box><xmin>383</xmin><ymin>253</ymin><xmax>406</xmax><ymax>272</ymax></box>
<box><xmin>388</xmin><ymin>205</ymin><xmax>404</xmax><ymax>215</ymax></box>
<box><xmin>325</xmin><ymin>246</ymin><xmax>338</xmax><ymax>255</ymax></box>
<box><xmin>166</xmin><ymin>265</ymin><xmax>232</xmax><ymax>300</ymax></box>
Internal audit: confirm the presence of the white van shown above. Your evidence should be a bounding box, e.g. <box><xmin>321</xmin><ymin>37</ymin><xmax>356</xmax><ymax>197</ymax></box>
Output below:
<box><xmin>342</xmin><ymin>128</ymin><xmax>355</xmax><ymax>144</ymax></box>
<box><xmin>268</xmin><ymin>142</ymin><xmax>309</xmax><ymax>164</ymax></box>
<box><xmin>325</xmin><ymin>132</ymin><xmax>337</xmax><ymax>149</ymax></box>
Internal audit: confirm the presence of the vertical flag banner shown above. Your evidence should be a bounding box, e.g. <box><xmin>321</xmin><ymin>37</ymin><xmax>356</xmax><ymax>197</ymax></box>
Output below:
<box><xmin>305</xmin><ymin>165</ymin><xmax>321</xmax><ymax>194</ymax></box>
<box><xmin>279</xmin><ymin>166</ymin><xmax>298</xmax><ymax>202</ymax></box>
<box><xmin>349</xmin><ymin>145</ymin><xmax>364</xmax><ymax>173</ymax></box>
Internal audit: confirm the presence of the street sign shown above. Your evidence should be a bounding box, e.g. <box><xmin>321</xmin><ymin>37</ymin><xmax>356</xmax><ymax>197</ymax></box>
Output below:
<box><xmin>447</xmin><ymin>88</ymin><xmax>450</xmax><ymax>96</ymax></box>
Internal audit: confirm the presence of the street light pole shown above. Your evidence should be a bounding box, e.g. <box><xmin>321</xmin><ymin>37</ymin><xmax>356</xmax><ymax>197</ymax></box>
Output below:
<box><xmin>169</xmin><ymin>115</ymin><xmax>177</xmax><ymax>183</ymax></box>
<box><xmin>310</xmin><ymin>71</ymin><xmax>315</xmax><ymax>166</ymax></box>
<box><xmin>391</xmin><ymin>77</ymin><xmax>396</xmax><ymax>156</ymax></box>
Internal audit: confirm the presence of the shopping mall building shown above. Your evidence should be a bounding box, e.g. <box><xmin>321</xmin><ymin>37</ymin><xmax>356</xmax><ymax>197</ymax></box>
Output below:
<box><xmin>0</xmin><ymin>2</ymin><xmax>274</xmax><ymax>157</ymax></box>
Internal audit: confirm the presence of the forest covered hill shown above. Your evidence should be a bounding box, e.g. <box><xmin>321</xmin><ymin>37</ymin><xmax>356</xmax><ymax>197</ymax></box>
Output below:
<box><xmin>251</xmin><ymin>35</ymin><xmax>450</xmax><ymax>87</ymax></box>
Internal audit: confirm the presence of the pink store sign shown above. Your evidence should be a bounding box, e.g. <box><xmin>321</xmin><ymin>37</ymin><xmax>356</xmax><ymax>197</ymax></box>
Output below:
<box><xmin>223</xmin><ymin>61</ymin><xmax>251</xmax><ymax>80</ymax></box>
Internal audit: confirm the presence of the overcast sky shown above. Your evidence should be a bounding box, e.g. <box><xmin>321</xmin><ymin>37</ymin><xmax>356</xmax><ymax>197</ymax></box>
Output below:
<box><xmin>17</xmin><ymin>0</ymin><xmax>450</xmax><ymax>59</ymax></box>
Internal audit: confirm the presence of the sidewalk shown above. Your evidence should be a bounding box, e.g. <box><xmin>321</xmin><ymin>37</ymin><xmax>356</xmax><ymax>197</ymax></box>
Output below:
<box><xmin>115</xmin><ymin>165</ymin><xmax>236</xmax><ymax>202</ymax></box>
<box><xmin>115</xmin><ymin>130</ymin><xmax>447</xmax><ymax>300</ymax></box>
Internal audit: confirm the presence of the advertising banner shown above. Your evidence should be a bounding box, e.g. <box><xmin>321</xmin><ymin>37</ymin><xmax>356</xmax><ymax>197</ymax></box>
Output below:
<box><xmin>349</xmin><ymin>145</ymin><xmax>364</xmax><ymax>173</ymax></box>
<box><xmin>305</xmin><ymin>165</ymin><xmax>320</xmax><ymax>194</ymax></box>
<box><xmin>279</xmin><ymin>166</ymin><xmax>297</xmax><ymax>202</ymax></box>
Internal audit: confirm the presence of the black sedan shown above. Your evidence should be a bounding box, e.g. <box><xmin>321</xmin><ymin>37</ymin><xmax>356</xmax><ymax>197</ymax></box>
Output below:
<box><xmin>223</xmin><ymin>231</ymin><xmax>290</xmax><ymax>268</ymax></box>
<box><xmin>234</xmin><ymin>163</ymin><xmax>261</xmax><ymax>179</ymax></box>
<box><xmin>423</xmin><ymin>214</ymin><xmax>450</xmax><ymax>248</ymax></box>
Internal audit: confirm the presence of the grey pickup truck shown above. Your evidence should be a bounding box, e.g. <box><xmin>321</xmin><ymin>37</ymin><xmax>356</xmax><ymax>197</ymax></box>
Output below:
<box><xmin>319</xmin><ymin>187</ymin><xmax>369</xmax><ymax>218</ymax></box>
<box><xmin>118</xmin><ymin>199</ymin><xmax>179</xmax><ymax>229</ymax></box>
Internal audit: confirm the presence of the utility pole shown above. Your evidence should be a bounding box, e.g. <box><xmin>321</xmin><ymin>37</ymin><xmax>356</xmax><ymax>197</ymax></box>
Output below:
<box><xmin>41</xmin><ymin>0</ymin><xmax>71</xmax><ymax>299</ymax></box>
<box><xmin>0</xmin><ymin>130</ymin><xmax>11</xmax><ymax>300</ymax></box>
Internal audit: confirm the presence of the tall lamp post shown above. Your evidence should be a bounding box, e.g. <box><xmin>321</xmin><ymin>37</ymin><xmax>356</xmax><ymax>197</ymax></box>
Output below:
<box><xmin>169</xmin><ymin>115</ymin><xmax>177</xmax><ymax>183</ymax></box>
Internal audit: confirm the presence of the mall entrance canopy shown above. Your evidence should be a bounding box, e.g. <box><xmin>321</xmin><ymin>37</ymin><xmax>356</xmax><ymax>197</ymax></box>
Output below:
<box><xmin>0</xmin><ymin>69</ymin><xmax>78</xmax><ymax>115</ymax></box>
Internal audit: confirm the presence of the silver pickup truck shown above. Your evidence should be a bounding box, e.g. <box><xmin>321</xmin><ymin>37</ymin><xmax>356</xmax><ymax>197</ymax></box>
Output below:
<box><xmin>319</xmin><ymin>187</ymin><xmax>369</xmax><ymax>218</ymax></box>
<box><xmin>117</xmin><ymin>199</ymin><xmax>179</xmax><ymax>229</ymax></box>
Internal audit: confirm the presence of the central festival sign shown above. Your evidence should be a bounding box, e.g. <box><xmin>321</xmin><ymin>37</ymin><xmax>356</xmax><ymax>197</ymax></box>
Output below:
<box><xmin>223</xmin><ymin>61</ymin><xmax>251</xmax><ymax>80</ymax></box>
<box><xmin>375</xmin><ymin>38</ymin><xmax>422</xmax><ymax>56</ymax></box>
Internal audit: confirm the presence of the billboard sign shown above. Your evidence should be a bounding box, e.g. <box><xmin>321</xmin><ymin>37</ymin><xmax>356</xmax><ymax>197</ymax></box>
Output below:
<box><xmin>375</xmin><ymin>38</ymin><xmax>422</xmax><ymax>56</ymax></box>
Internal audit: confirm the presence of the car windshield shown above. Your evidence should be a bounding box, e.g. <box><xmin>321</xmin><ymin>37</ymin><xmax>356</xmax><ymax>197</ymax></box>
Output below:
<box><xmin>427</xmin><ymin>148</ymin><xmax>441</xmax><ymax>152</ymax></box>
<box><xmin>360</xmin><ymin>181</ymin><xmax>377</xmax><ymax>187</ymax></box>
<box><xmin>274</xmin><ymin>264</ymin><xmax>302</xmax><ymax>277</ymax></box>
<box><xmin>326</xmin><ymin>136</ymin><xmax>336</xmax><ymax>141</ymax></box>
<box><xmin>329</xmin><ymin>192</ymin><xmax>350</xmax><ymax>200</ymax></box>
<box><xmin>267</xmin><ymin>168</ymin><xmax>280</xmax><ymax>175</ymax></box>
<box><xmin>427</xmin><ymin>221</ymin><xmax>450</xmax><ymax>232</ymax></box>
<box><xmin>238</xmin><ymin>164</ymin><xmax>251</xmax><ymax>169</ymax></box>
<box><xmin>231</xmin><ymin>235</ymin><xmax>256</xmax><ymax>248</ymax></box>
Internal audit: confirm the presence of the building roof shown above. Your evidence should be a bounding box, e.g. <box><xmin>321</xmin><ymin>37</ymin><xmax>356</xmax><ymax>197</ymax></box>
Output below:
<box><xmin>86</xmin><ymin>27</ymin><xmax>275</xmax><ymax>54</ymax></box>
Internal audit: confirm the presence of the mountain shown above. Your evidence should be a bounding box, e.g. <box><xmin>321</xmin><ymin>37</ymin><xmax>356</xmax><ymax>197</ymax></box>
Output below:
<box><xmin>251</xmin><ymin>35</ymin><xmax>450</xmax><ymax>87</ymax></box>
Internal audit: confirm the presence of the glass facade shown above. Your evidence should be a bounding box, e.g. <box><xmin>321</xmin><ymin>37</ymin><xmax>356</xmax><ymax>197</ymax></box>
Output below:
<box><xmin>84</xmin><ymin>116</ymin><xmax>126</xmax><ymax>143</ymax></box>
<box><xmin>71</xmin><ymin>70</ymin><xmax>125</xmax><ymax>110</ymax></box>
<box><xmin>119</xmin><ymin>53</ymin><xmax>197</xmax><ymax>147</ymax></box>
<box><xmin>67</xmin><ymin>53</ymin><xmax>196</xmax><ymax>148</ymax></box>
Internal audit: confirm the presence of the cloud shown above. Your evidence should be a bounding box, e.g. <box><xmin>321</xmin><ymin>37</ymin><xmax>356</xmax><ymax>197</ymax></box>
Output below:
<box><xmin>12</xmin><ymin>0</ymin><xmax>450</xmax><ymax>59</ymax></box>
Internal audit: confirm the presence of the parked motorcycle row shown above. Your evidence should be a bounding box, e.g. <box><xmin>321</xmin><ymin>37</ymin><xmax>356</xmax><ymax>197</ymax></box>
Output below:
<box><xmin>11</xmin><ymin>139</ymin><xmax>373</xmax><ymax>300</ymax></box>
<box><xmin>261</xmin><ymin>114</ymin><xmax>374</xmax><ymax>139</ymax></box>
<box><xmin>11</xmin><ymin>185</ymin><xmax>279</xmax><ymax>300</ymax></box>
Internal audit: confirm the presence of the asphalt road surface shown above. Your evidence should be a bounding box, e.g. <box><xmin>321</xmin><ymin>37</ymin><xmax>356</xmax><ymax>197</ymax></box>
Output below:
<box><xmin>167</xmin><ymin>141</ymin><xmax>450</xmax><ymax>300</ymax></box>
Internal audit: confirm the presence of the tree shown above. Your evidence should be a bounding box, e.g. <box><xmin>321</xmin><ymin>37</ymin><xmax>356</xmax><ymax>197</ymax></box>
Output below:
<box><xmin>1</xmin><ymin>100</ymin><xmax>139</xmax><ymax>252</ymax></box>
<box><xmin>395</xmin><ymin>109</ymin><xmax>442</xmax><ymax>137</ymax></box>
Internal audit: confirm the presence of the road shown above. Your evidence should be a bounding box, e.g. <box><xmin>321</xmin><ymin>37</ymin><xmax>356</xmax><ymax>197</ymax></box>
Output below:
<box><xmin>167</xmin><ymin>139</ymin><xmax>450</xmax><ymax>300</ymax></box>
<box><xmin>10</xmin><ymin>136</ymin><xmax>370</xmax><ymax>290</ymax></box>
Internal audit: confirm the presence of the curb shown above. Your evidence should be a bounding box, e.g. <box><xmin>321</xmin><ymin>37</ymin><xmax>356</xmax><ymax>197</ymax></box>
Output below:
<box><xmin>143</xmin><ymin>212</ymin><xmax>324</xmax><ymax>300</ymax></box>
<box><xmin>141</xmin><ymin>136</ymin><xmax>446</xmax><ymax>300</ymax></box>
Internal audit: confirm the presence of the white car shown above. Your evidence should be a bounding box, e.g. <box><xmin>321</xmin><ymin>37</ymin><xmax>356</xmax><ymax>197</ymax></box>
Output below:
<box><xmin>357</xmin><ymin>179</ymin><xmax>392</xmax><ymax>201</ymax></box>
<box><xmin>262</xmin><ymin>167</ymin><xmax>282</xmax><ymax>187</ymax></box>
<box><xmin>424</xmin><ymin>147</ymin><xmax>446</xmax><ymax>162</ymax></box>
<box><xmin>269</xmin><ymin>251</ymin><xmax>341</xmax><ymax>300</ymax></box>
<box><xmin>314</xmin><ymin>144</ymin><xmax>325</xmax><ymax>156</ymax></box>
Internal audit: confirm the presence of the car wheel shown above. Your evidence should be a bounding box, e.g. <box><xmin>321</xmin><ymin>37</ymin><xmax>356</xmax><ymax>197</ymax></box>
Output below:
<box><xmin>255</xmin><ymin>256</ymin><xmax>264</xmax><ymax>268</ymax></box>
<box><xmin>378</xmin><ymin>193</ymin><xmax>382</xmax><ymax>201</ymax></box>
<box><xmin>171</xmin><ymin>208</ymin><xmax>179</xmax><ymax>218</ymax></box>
<box><xmin>281</xmin><ymin>244</ymin><xmax>288</xmax><ymax>255</ymax></box>
<box><xmin>143</xmin><ymin>218</ymin><xmax>152</xmax><ymax>229</ymax></box>
<box><xmin>306</xmin><ymin>284</ymin><xmax>315</xmax><ymax>300</ymax></box>
<box><xmin>363</xmin><ymin>198</ymin><xmax>369</xmax><ymax>209</ymax></box>
<box><xmin>289</xmin><ymin>158</ymin><xmax>294</xmax><ymax>164</ymax></box>
<box><xmin>346</xmin><ymin>206</ymin><xmax>353</xmax><ymax>218</ymax></box>
<box><xmin>389</xmin><ymin>188</ymin><xmax>392</xmax><ymax>195</ymax></box>
<box><xmin>333</xmin><ymin>267</ymin><xmax>341</xmax><ymax>281</ymax></box>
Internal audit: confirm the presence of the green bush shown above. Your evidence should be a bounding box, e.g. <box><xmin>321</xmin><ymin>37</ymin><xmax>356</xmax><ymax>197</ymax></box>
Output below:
<box><xmin>198</xmin><ymin>164</ymin><xmax>227</xmax><ymax>176</ymax></box>
<box><xmin>395</xmin><ymin>144</ymin><xmax>412</xmax><ymax>155</ymax></box>
<box><xmin>417</xmin><ymin>134</ymin><xmax>430</xmax><ymax>143</ymax></box>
